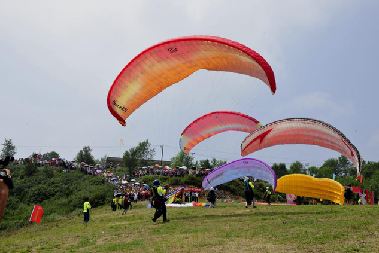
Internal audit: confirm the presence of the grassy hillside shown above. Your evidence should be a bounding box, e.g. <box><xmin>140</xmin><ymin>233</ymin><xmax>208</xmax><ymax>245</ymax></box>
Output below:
<box><xmin>1</xmin><ymin>202</ymin><xmax>378</xmax><ymax>252</ymax></box>
<box><xmin>1</xmin><ymin>164</ymin><xmax>115</xmax><ymax>233</ymax></box>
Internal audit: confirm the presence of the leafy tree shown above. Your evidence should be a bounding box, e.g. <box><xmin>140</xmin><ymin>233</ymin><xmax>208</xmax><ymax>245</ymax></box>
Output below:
<box><xmin>199</xmin><ymin>159</ymin><xmax>211</xmax><ymax>169</ymax></box>
<box><xmin>171</xmin><ymin>151</ymin><xmax>194</xmax><ymax>168</ymax></box>
<box><xmin>123</xmin><ymin>148</ymin><xmax>138</xmax><ymax>176</ymax></box>
<box><xmin>338</xmin><ymin>155</ymin><xmax>353</xmax><ymax>176</ymax></box>
<box><xmin>123</xmin><ymin>140</ymin><xmax>155</xmax><ymax>175</ymax></box>
<box><xmin>271</xmin><ymin>163</ymin><xmax>288</xmax><ymax>178</ymax></box>
<box><xmin>75</xmin><ymin>146</ymin><xmax>95</xmax><ymax>164</ymax></box>
<box><xmin>42</xmin><ymin>151</ymin><xmax>60</xmax><ymax>160</ymax></box>
<box><xmin>288</xmin><ymin>161</ymin><xmax>306</xmax><ymax>174</ymax></box>
<box><xmin>211</xmin><ymin>158</ymin><xmax>227</xmax><ymax>168</ymax></box>
<box><xmin>317</xmin><ymin>165</ymin><xmax>334</xmax><ymax>178</ymax></box>
<box><xmin>308</xmin><ymin>166</ymin><xmax>319</xmax><ymax>176</ymax></box>
<box><xmin>1</xmin><ymin>138</ymin><xmax>16</xmax><ymax>159</ymax></box>
<box><xmin>321</xmin><ymin>158</ymin><xmax>339</xmax><ymax>176</ymax></box>
<box><xmin>134</xmin><ymin>140</ymin><xmax>155</xmax><ymax>165</ymax></box>
<box><xmin>360</xmin><ymin>161</ymin><xmax>379</xmax><ymax>180</ymax></box>
<box><xmin>96</xmin><ymin>154</ymin><xmax>108</xmax><ymax>165</ymax></box>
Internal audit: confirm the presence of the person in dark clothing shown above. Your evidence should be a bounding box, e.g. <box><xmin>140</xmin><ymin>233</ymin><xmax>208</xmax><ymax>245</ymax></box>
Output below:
<box><xmin>265</xmin><ymin>187</ymin><xmax>272</xmax><ymax>205</ymax></box>
<box><xmin>128</xmin><ymin>192</ymin><xmax>133</xmax><ymax>210</ymax></box>
<box><xmin>207</xmin><ymin>187</ymin><xmax>217</xmax><ymax>208</ymax></box>
<box><xmin>344</xmin><ymin>185</ymin><xmax>353</xmax><ymax>205</ymax></box>
<box><xmin>244</xmin><ymin>178</ymin><xmax>256</xmax><ymax>208</ymax></box>
<box><xmin>0</xmin><ymin>166</ymin><xmax>14</xmax><ymax>222</ymax></box>
<box><xmin>122</xmin><ymin>194</ymin><xmax>130</xmax><ymax>215</ymax></box>
<box><xmin>151</xmin><ymin>179</ymin><xmax>170</xmax><ymax>223</ymax></box>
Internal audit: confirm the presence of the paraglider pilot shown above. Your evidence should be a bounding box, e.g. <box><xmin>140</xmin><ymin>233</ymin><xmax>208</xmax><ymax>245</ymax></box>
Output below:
<box><xmin>207</xmin><ymin>187</ymin><xmax>217</xmax><ymax>208</ymax></box>
<box><xmin>265</xmin><ymin>187</ymin><xmax>272</xmax><ymax>205</ymax></box>
<box><xmin>151</xmin><ymin>179</ymin><xmax>170</xmax><ymax>223</ymax></box>
<box><xmin>244</xmin><ymin>177</ymin><xmax>256</xmax><ymax>208</ymax></box>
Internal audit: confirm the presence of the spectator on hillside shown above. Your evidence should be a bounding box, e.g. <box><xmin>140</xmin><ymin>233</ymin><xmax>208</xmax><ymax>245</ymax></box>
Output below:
<box><xmin>134</xmin><ymin>192</ymin><xmax>138</xmax><ymax>203</ymax></box>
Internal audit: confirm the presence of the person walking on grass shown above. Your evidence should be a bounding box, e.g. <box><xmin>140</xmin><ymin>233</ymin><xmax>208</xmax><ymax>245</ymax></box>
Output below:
<box><xmin>151</xmin><ymin>180</ymin><xmax>170</xmax><ymax>223</ymax></box>
<box><xmin>122</xmin><ymin>194</ymin><xmax>130</xmax><ymax>215</ymax></box>
<box><xmin>83</xmin><ymin>197</ymin><xmax>91</xmax><ymax>223</ymax></box>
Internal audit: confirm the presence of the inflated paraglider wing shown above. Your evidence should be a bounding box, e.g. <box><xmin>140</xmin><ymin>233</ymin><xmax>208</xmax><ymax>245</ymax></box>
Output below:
<box><xmin>202</xmin><ymin>158</ymin><xmax>277</xmax><ymax>191</ymax></box>
<box><xmin>241</xmin><ymin>118</ymin><xmax>362</xmax><ymax>175</ymax></box>
<box><xmin>276</xmin><ymin>174</ymin><xmax>345</xmax><ymax>205</ymax></box>
<box><xmin>107</xmin><ymin>36</ymin><xmax>276</xmax><ymax>126</ymax></box>
<box><xmin>180</xmin><ymin>111</ymin><xmax>262</xmax><ymax>155</ymax></box>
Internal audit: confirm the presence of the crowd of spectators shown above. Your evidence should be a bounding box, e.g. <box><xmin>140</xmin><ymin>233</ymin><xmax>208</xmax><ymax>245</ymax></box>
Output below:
<box><xmin>134</xmin><ymin>166</ymin><xmax>210</xmax><ymax>178</ymax></box>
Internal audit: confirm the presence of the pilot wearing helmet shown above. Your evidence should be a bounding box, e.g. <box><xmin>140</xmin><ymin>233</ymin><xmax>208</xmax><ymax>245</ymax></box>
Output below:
<box><xmin>151</xmin><ymin>179</ymin><xmax>170</xmax><ymax>223</ymax></box>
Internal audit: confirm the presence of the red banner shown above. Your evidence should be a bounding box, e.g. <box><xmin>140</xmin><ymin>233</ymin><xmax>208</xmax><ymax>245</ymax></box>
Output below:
<box><xmin>366</xmin><ymin>190</ymin><xmax>375</xmax><ymax>205</ymax></box>
<box><xmin>173</xmin><ymin>187</ymin><xmax>202</xmax><ymax>192</ymax></box>
<box><xmin>29</xmin><ymin>205</ymin><xmax>44</xmax><ymax>223</ymax></box>
<box><xmin>183</xmin><ymin>188</ymin><xmax>202</xmax><ymax>192</ymax></box>
<box><xmin>344</xmin><ymin>186</ymin><xmax>375</xmax><ymax>205</ymax></box>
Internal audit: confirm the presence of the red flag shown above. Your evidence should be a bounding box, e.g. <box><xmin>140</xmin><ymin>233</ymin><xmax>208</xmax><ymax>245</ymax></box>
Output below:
<box><xmin>360</xmin><ymin>175</ymin><xmax>363</xmax><ymax>183</ymax></box>
<box><xmin>29</xmin><ymin>205</ymin><xmax>44</xmax><ymax>223</ymax></box>
<box><xmin>357</xmin><ymin>175</ymin><xmax>360</xmax><ymax>181</ymax></box>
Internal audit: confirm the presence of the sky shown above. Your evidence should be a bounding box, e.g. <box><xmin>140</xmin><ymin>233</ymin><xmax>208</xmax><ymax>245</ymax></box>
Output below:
<box><xmin>1</xmin><ymin>1</ymin><xmax>378</xmax><ymax>167</ymax></box>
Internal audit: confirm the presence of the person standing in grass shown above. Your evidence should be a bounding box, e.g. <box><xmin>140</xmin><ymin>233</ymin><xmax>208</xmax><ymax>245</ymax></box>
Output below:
<box><xmin>111</xmin><ymin>196</ymin><xmax>117</xmax><ymax>211</ymax></box>
<box><xmin>83</xmin><ymin>197</ymin><xmax>91</xmax><ymax>223</ymax></box>
<box><xmin>244</xmin><ymin>178</ymin><xmax>256</xmax><ymax>208</ymax></box>
<box><xmin>265</xmin><ymin>187</ymin><xmax>272</xmax><ymax>205</ymax></box>
<box><xmin>207</xmin><ymin>187</ymin><xmax>217</xmax><ymax>208</ymax></box>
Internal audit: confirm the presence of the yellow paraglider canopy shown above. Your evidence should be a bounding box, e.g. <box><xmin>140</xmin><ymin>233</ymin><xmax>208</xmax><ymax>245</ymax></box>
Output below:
<box><xmin>276</xmin><ymin>174</ymin><xmax>345</xmax><ymax>205</ymax></box>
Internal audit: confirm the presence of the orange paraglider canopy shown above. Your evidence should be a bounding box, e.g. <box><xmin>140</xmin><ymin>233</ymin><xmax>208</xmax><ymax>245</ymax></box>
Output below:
<box><xmin>107</xmin><ymin>36</ymin><xmax>276</xmax><ymax>126</ymax></box>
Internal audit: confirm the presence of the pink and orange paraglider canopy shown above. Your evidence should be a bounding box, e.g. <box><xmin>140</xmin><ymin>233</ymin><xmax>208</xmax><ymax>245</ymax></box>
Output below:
<box><xmin>241</xmin><ymin>118</ymin><xmax>362</xmax><ymax>175</ymax></box>
<box><xmin>107</xmin><ymin>36</ymin><xmax>276</xmax><ymax>126</ymax></box>
<box><xmin>180</xmin><ymin>111</ymin><xmax>261</xmax><ymax>155</ymax></box>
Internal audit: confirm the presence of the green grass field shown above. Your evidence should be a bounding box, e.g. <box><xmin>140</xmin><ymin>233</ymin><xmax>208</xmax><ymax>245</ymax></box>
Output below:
<box><xmin>1</xmin><ymin>201</ymin><xmax>378</xmax><ymax>253</ymax></box>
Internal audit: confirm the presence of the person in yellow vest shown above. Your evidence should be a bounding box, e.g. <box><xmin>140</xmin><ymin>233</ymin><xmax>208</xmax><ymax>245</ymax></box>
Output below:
<box><xmin>117</xmin><ymin>196</ymin><xmax>122</xmax><ymax>210</ymax></box>
<box><xmin>264</xmin><ymin>187</ymin><xmax>272</xmax><ymax>205</ymax></box>
<box><xmin>83</xmin><ymin>197</ymin><xmax>91</xmax><ymax>223</ymax></box>
<box><xmin>244</xmin><ymin>178</ymin><xmax>256</xmax><ymax>208</ymax></box>
<box><xmin>151</xmin><ymin>180</ymin><xmax>170</xmax><ymax>223</ymax></box>
<box><xmin>111</xmin><ymin>196</ymin><xmax>117</xmax><ymax>211</ymax></box>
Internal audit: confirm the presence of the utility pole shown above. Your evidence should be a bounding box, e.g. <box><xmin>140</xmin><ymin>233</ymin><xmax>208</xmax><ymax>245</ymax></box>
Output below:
<box><xmin>160</xmin><ymin>145</ymin><xmax>164</xmax><ymax>166</ymax></box>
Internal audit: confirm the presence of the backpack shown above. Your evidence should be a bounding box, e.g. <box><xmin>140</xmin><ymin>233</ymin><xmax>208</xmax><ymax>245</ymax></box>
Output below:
<box><xmin>150</xmin><ymin>186</ymin><xmax>160</xmax><ymax>208</ymax></box>
<box><xmin>207</xmin><ymin>191</ymin><xmax>214</xmax><ymax>202</ymax></box>
<box><xmin>244</xmin><ymin>181</ymin><xmax>251</xmax><ymax>192</ymax></box>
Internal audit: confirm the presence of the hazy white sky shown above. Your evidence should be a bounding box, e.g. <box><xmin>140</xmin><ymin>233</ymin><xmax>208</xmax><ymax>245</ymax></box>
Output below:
<box><xmin>1</xmin><ymin>1</ymin><xmax>378</xmax><ymax>167</ymax></box>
